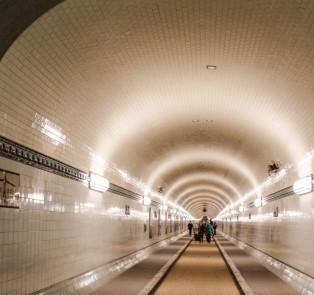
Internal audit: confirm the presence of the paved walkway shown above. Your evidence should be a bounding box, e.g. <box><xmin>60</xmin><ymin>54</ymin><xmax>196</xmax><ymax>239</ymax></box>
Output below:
<box><xmin>214</xmin><ymin>234</ymin><xmax>299</xmax><ymax>295</ymax></box>
<box><xmin>153</xmin><ymin>236</ymin><xmax>241</xmax><ymax>295</ymax></box>
<box><xmin>90</xmin><ymin>235</ymin><xmax>191</xmax><ymax>295</ymax></box>
<box><xmin>89</xmin><ymin>233</ymin><xmax>300</xmax><ymax>295</ymax></box>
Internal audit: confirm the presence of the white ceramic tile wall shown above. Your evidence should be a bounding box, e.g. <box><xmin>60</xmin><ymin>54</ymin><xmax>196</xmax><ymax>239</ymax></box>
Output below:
<box><xmin>219</xmin><ymin>192</ymin><xmax>314</xmax><ymax>278</ymax></box>
<box><xmin>0</xmin><ymin>157</ymin><xmax>187</xmax><ymax>295</ymax></box>
<box><xmin>218</xmin><ymin>159</ymin><xmax>314</xmax><ymax>279</ymax></box>
<box><xmin>42</xmin><ymin>231</ymin><xmax>189</xmax><ymax>295</ymax></box>
<box><xmin>219</xmin><ymin>231</ymin><xmax>314</xmax><ymax>295</ymax></box>
<box><xmin>1</xmin><ymin>0</ymin><xmax>314</xmax><ymax>220</ymax></box>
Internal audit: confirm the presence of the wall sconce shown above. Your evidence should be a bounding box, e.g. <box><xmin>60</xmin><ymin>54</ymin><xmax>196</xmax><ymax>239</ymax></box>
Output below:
<box><xmin>89</xmin><ymin>172</ymin><xmax>109</xmax><ymax>192</ymax></box>
<box><xmin>239</xmin><ymin>205</ymin><xmax>247</xmax><ymax>212</ymax></box>
<box><xmin>254</xmin><ymin>198</ymin><xmax>266</xmax><ymax>207</ymax></box>
<box><xmin>162</xmin><ymin>204</ymin><xmax>168</xmax><ymax>211</ymax></box>
<box><xmin>143</xmin><ymin>196</ymin><xmax>151</xmax><ymax>206</ymax></box>
<box><xmin>293</xmin><ymin>175</ymin><xmax>313</xmax><ymax>195</ymax></box>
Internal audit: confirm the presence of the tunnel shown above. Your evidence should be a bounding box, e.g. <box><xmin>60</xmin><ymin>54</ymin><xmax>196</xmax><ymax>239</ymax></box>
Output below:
<box><xmin>0</xmin><ymin>1</ymin><xmax>313</xmax><ymax>294</ymax></box>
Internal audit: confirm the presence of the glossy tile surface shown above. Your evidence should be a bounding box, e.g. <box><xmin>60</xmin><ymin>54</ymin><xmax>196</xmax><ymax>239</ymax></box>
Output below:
<box><xmin>215</xmin><ymin>234</ymin><xmax>302</xmax><ymax>295</ymax></box>
<box><xmin>0</xmin><ymin>157</ymin><xmax>187</xmax><ymax>295</ymax></box>
<box><xmin>218</xmin><ymin>190</ymin><xmax>314</xmax><ymax>278</ymax></box>
<box><xmin>0</xmin><ymin>1</ymin><xmax>314</xmax><ymax>294</ymax></box>
<box><xmin>217</xmin><ymin>232</ymin><xmax>314</xmax><ymax>295</ymax></box>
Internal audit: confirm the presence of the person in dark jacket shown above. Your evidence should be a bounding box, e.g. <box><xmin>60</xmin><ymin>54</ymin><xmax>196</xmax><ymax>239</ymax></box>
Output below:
<box><xmin>188</xmin><ymin>221</ymin><xmax>193</xmax><ymax>235</ymax></box>
<box><xmin>199</xmin><ymin>221</ymin><xmax>205</xmax><ymax>243</ymax></box>
<box><xmin>205</xmin><ymin>221</ymin><xmax>213</xmax><ymax>243</ymax></box>
<box><xmin>213</xmin><ymin>222</ymin><xmax>217</xmax><ymax>236</ymax></box>
<box><xmin>193</xmin><ymin>222</ymin><xmax>199</xmax><ymax>242</ymax></box>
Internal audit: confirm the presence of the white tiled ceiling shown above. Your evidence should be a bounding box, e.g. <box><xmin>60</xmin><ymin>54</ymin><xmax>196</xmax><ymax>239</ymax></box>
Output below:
<box><xmin>1</xmin><ymin>0</ymin><xmax>314</xmax><ymax>218</ymax></box>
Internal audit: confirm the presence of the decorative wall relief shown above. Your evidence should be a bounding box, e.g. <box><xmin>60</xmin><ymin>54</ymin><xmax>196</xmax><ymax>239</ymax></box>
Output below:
<box><xmin>0</xmin><ymin>169</ymin><xmax>20</xmax><ymax>208</ymax></box>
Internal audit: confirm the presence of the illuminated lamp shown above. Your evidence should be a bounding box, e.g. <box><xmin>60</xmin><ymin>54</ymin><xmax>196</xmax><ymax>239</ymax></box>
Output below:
<box><xmin>293</xmin><ymin>175</ymin><xmax>313</xmax><ymax>195</ymax></box>
<box><xmin>239</xmin><ymin>205</ymin><xmax>247</xmax><ymax>212</ymax></box>
<box><xmin>89</xmin><ymin>173</ymin><xmax>109</xmax><ymax>192</ymax></box>
<box><xmin>162</xmin><ymin>204</ymin><xmax>168</xmax><ymax>211</ymax></box>
<box><xmin>254</xmin><ymin>198</ymin><xmax>266</xmax><ymax>207</ymax></box>
<box><xmin>206</xmin><ymin>65</ymin><xmax>217</xmax><ymax>70</ymax></box>
<box><xmin>143</xmin><ymin>196</ymin><xmax>151</xmax><ymax>206</ymax></box>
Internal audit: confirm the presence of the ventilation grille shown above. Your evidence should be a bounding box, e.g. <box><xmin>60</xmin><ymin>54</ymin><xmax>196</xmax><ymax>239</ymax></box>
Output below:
<box><xmin>0</xmin><ymin>136</ymin><xmax>87</xmax><ymax>181</ymax></box>
<box><xmin>108</xmin><ymin>183</ymin><xmax>142</xmax><ymax>202</ymax></box>
<box><xmin>245</xmin><ymin>185</ymin><xmax>295</xmax><ymax>209</ymax></box>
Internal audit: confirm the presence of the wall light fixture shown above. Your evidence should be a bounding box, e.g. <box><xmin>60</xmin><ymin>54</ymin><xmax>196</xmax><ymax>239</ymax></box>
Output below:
<box><xmin>293</xmin><ymin>175</ymin><xmax>313</xmax><ymax>195</ymax></box>
<box><xmin>239</xmin><ymin>205</ymin><xmax>247</xmax><ymax>212</ymax></box>
<box><xmin>89</xmin><ymin>172</ymin><xmax>109</xmax><ymax>192</ymax></box>
<box><xmin>254</xmin><ymin>198</ymin><xmax>266</xmax><ymax>207</ymax></box>
<box><xmin>143</xmin><ymin>196</ymin><xmax>151</xmax><ymax>206</ymax></box>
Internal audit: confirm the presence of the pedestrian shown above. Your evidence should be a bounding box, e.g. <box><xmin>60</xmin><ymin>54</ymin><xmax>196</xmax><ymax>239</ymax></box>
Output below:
<box><xmin>213</xmin><ymin>222</ymin><xmax>217</xmax><ymax>236</ymax></box>
<box><xmin>205</xmin><ymin>221</ymin><xmax>213</xmax><ymax>243</ymax></box>
<box><xmin>188</xmin><ymin>221</ymin><xmax>193</xmax><ymax>236</ymax></box>
<box><xmin>193</xmin><ymin>222</ymin><xmax>199</xmax><ymax>242</ymax></box>
<box><xmin>199</xmin><ymin>221</ymin><xmax>205</xmax><ymax>243</ymax></box>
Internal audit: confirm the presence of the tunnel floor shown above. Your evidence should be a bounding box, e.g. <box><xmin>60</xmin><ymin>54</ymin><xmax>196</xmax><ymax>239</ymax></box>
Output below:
<box><xmin>153</xmin><ymin>236</ymin><xmax>240</xmax><ymax>295</ymax></box>
<box><xmin>89</xmin><ymin>234</ymin><xmax>300</xmax><ymax>295</ymax></box>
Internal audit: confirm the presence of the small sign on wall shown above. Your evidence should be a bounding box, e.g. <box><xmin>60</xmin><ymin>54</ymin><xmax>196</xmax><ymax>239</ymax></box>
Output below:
<box><xmin>0</xmin><ymin>169</ymin><xmax>20</xmax><ymax>208</ymax></box>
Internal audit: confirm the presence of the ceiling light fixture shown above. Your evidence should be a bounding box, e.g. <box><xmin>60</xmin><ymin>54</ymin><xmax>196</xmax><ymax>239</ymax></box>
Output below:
<box><xmin>192</xmin><ymin>119</ymin><xmax>199</xmax><ymax>122</ymax></box>
<box><xmin>206</xmin><ymin>65</ymin><xmax>217</xmax><ymax>70</ymax></box>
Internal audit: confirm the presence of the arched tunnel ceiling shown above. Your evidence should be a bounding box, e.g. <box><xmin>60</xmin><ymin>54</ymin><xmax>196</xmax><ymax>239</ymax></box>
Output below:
<box><xmin>1</xmin><ymin>0</ymin><xmax>314</xmax><ymax>219</ymax></box>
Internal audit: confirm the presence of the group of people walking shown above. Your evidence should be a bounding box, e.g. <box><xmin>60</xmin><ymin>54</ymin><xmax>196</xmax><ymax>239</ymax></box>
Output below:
<box><xmin>188</xmin><ymin>219</ymin><xmax>217</xmax><ymax>243</ymax></box>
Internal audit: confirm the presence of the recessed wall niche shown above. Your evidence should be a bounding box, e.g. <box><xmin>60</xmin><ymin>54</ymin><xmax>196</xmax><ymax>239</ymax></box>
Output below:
<box><xmin>273</xmin><ymin>206</ymin><xmax>279</xmax><ymax>217</ymax></box>
<box><xmin>0</xmin><ymin>169</ymin><xmax>20</xmax><ymax>208</ymax></box>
